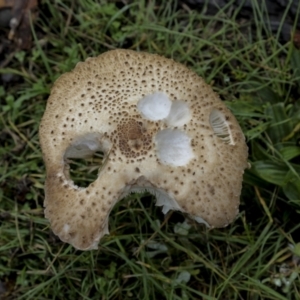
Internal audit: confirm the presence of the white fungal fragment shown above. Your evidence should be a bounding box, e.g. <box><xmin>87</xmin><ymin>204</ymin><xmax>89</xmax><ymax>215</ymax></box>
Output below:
<box><xmin>193</xmin><ymin>216</ymin><xmax>210</xmax><ymax>227</ymax></box>
<box><xmin>137</xmin><ymin>92</ymin><xmax>172</xmax><ymax>121</ymax></box>
<box><xmin>209</xmin><ymin>109</ymin><xmax>235</xmax><ymax>145</ymax></box>
<box><xmin>155</xmin><ymin>129</ymin><xmax>194</xmax><ymax>166</ymax></box>
<box><xmin>64</xmin><ymin>132</ymin><xmax>102</xmax><ymax>159</ymax></box>
<box><xmin>156</xmin><ymin>192</ymin><xmax>182</xmax><ymax>214</ymax></box>
<box><xmin>166</xmin><ymin>100</ymin><xmax>191</xmax><ymax>127</ymax></box>
<box><xmin>128</xmin><ymin>186</ymin><xmax>182</xmax><ymax>214</ymax></box>
<box><xmin>63</xmin><ymin>223</ymin><xmax>70</xmax><ymax>233</ymax></box>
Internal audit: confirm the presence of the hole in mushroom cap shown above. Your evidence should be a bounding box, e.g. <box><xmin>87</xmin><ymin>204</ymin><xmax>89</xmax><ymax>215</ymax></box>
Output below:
<box><xmin>137</xmin><ymin>91</ymin><xmax>172</xmax><ymax>121</ymax></box>
<box><xmin>209</xmin><ymin>109</ymin><xmax>235</xmax><ymax>145</ymax></box>
<box><xmin>67</xmin><ymin>151</ymin><xmax>104</xmax><ymax>188</ymax></box>
<box><xmin>155</xmin><ymin>129</ymin><xmax>194</xmax><ymax>167</ymax></box>
<box><xmin>64</xmin><ymin>133</ymin><xmax>109</xmax><ymax>188</ymax></box>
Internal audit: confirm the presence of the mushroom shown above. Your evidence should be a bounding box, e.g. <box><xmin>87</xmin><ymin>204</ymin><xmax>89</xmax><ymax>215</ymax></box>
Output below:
<box><xmin>39</xmin><ymin>49</ymin><xmax>248</xmax><ymax>250</ymax></box>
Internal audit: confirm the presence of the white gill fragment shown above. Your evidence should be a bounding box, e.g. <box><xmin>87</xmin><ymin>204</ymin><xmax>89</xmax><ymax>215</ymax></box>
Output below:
<box><xmin>155</xmin><ymin>129</ymin><xmax>194</xmax><ymax>166</ymax></box>
<box><xmin>209</xmin><ymin>108</ymin><xmax>235</xmax><ymax>145</ymax></box>
<box><xmin>174</xmin><ymin>271</ymin><xmax>191</xmax><ymax>286</ymax></box>
<box><xmin>128</xmin><ymin>186</ymin><xmax>182</xmax><ymax>214</ymax></box>
<box><xmin>165</xmin><ymin>100</ymin><xmax>191</xmax><ymax>127</ymax></box>
<box><xmin>193</xmin><ymin>216</ymin><xmax>210</xmax><ymax>227</ymax></box>
<box><xmin>174</xmin><ymin>219</ymin><xmax>192</xmax><ymax>235</ymax></box>
<box><xmin>137</xmin><ymin>92</ymin><xmax>172</xmax><ymax>121</ymax></box>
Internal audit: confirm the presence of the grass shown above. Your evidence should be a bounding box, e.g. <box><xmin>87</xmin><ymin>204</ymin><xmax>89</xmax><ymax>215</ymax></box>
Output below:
<box><xmin>0</xmin><ymin>0</ymin><xmax>300</xmax><ymax>299</ymax></box>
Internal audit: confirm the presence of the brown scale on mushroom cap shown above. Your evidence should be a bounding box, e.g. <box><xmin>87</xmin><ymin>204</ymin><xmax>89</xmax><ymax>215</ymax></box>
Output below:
<box><xmin>39</xmin><ymin>49</ymin><xmax>248</xmax><ymax>250</ymax></box>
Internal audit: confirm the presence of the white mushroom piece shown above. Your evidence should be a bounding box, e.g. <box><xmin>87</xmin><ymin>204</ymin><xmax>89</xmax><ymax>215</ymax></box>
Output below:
<box><xmin>39</xmin><ymin>49</ymin><xmax>248</xmax><ymax>250</ymax></box>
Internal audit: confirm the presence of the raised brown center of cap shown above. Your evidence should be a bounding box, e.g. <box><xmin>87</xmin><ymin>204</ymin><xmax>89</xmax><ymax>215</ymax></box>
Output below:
<box><xmin>116</xmin><ymin>118</ymin><xmax>152</xmax><ymax>158</ymax></box>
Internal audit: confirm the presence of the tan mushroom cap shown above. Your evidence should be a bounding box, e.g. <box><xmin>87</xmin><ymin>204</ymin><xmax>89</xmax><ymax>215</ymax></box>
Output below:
<box><xmin>39</xmin><ymin>49</ymin><xmax>248</xmax><ymax>250</ymax></box>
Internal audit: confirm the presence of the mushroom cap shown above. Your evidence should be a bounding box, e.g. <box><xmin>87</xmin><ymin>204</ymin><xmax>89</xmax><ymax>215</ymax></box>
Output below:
<box><xmin>39</xmin><ymin>49</ymin><xmax>248</xmax><ymax>250</ymax></box>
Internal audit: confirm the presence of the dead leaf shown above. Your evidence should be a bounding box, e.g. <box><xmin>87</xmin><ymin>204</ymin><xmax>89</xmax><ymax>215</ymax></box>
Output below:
<box><xmin>0</xmin><ymin>0</ymin><xmax>38</xmax><ymax>49</ymax></box>
<box><xmin>0</xmin><ymin>0</ymin><xmax>14</xmax><ymax>9</ymax></box>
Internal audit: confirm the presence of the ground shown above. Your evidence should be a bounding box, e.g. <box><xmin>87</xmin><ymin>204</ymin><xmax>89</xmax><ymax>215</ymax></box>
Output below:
<box><xmin>0</xmin><ymin>0</ymin><xmax>300</xmax><ymax>299</ymax></box>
